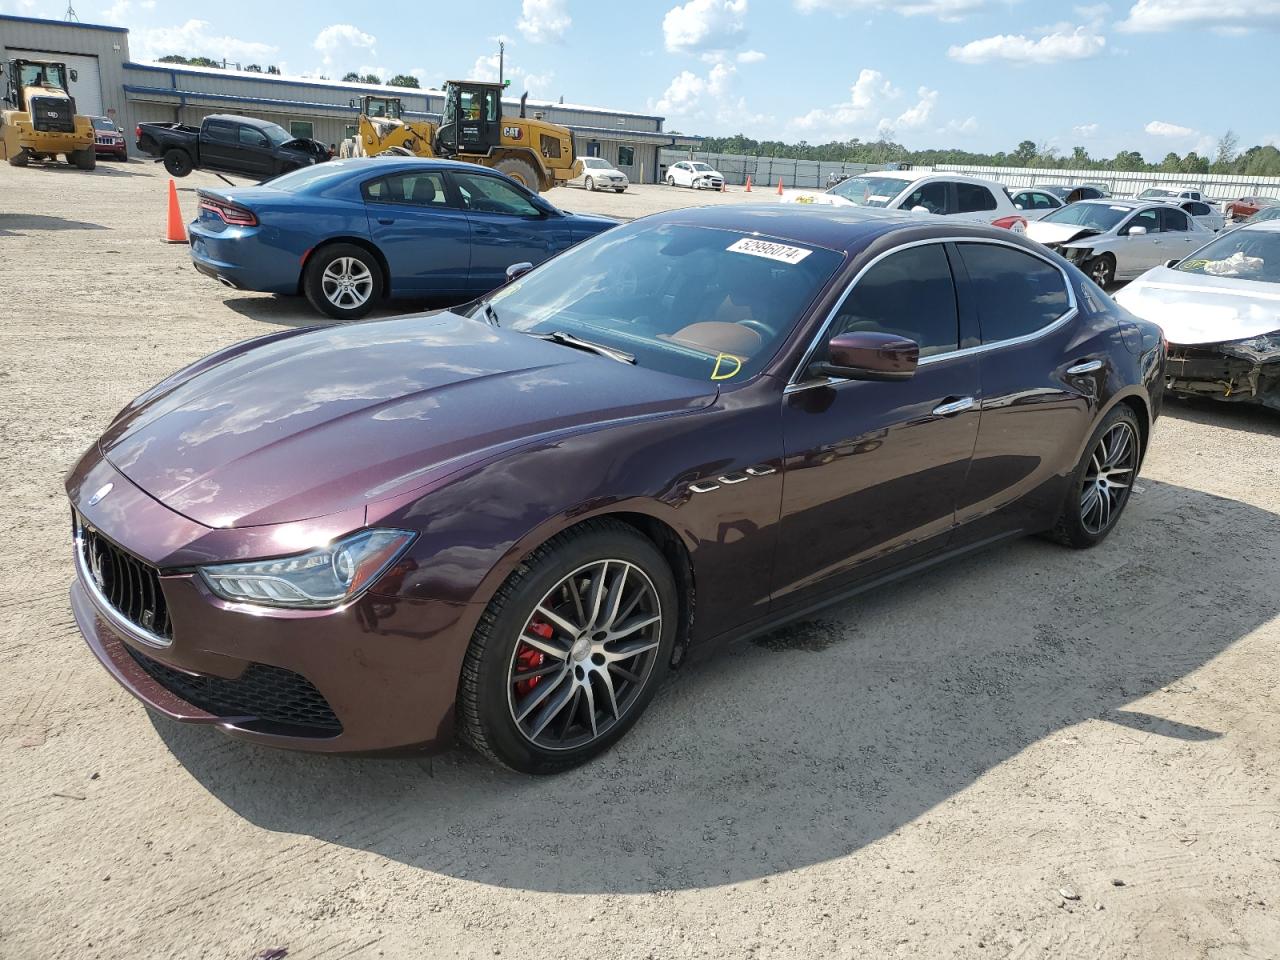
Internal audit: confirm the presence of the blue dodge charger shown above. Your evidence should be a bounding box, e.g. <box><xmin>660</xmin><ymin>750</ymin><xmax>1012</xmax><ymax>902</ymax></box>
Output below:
<box><xmin>189</xmin><ymin>157</ymin><xmax>617</xmax><ymax>319</ymax></box>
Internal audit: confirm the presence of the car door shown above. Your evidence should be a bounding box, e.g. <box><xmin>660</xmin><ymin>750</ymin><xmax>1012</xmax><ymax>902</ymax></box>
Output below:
<box><xmin>895</xmin><ymin>179</ymin><xmax>951</xmax><ymax>216</ymax></box>
<box><xmin>774</xmin><ymin>241</ymin><xmax>981</xmax><ymax>607</ymax></box>
<box><xmin>448</xmin><ymin>169</ymin><xmax>575</xmax><ymax>293</ymax></box>
<box><xmin>1157</xmin><ymin>206</ymin><xmax>1205</xmax><ymax>260</ymax></box>
<box><xmin>234</xmin><ymin>125</ymin><xmax>274</xmax><ymax>178</ymax></box>
<box><xmin>950</xmin><ymin>240</ymin><xmax>1104</xmax><ymax>542</ymax></box>
<box><xmin>363</xmin><ymin>169</ymin><xmax>472</xmax><ymax>296</ymax></box>
<box><xmin>200</xmin><ymin>119</ymin><xmax>238</xmax><ymax>170</ymax></box>
<box><xmin>1115</xmin><ymin>207</ymin><xmax>1164</xmax><ymax>277</ymax></box>
<box><xmin>670</xmin><ymin>162</ymin><xmax>689</xmax><ymax>186</ymax></box>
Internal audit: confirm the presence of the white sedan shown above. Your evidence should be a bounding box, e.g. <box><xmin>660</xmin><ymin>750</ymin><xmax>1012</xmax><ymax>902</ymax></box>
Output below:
<box><xmin>666</xmin><ymin>160</ymin><xmax>724</xmax><ymax>190</ymax></box>
<box><xmin>781</xmin><ymin>170</ymin><xmax>1028</xmax><ymax>233</ymax></box>
<box><xmin>568</xmin><ymin>157</ymin><xmax>628</xmax><ymax>192</ymax></box>
<box><xmin>1114</xmin><ymin>220</ymin><xmax>1280</xmax><ymax>411</ymax></box>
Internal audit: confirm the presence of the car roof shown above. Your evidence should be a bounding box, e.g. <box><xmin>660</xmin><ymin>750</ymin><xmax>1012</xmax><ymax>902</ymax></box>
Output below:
<box><xmin>639</xmin><ymin>203</ymin><xmax>1023</xmax><ymax>256</ymax></box>
<box><xmin>305</xmin><ymin>156</ymin><xmax>516</xmax><ymax>176</ymax></box>
<box><xmin>206</xmin><ymin>114</ymin><xmax>279</xmax><ymax>129</ymax></box>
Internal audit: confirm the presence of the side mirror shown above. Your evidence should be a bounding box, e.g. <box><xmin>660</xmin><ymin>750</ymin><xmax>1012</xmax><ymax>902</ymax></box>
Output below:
<box><xmin>506</xmin><ymin>261</ymin><xmax>534</xmax><ymax>281</ymax></box>
<box><xmin>809</xmin><ymin>331</ymin><xmax>919</xmax><ymax>382</ymax></box>
<box><xmin>1014</xmin><ymin>203</ymin><xmax>1024</xmax><ymax>210</ymax></box>
<box><xmin>910</xmin><ymin>205</ymin><xmax>929</xmax><ymax>214</ymax></box>
<box><xmin>1164</xmin><ymin>258</ymin><xmax>1181</xmax><ymax>269</ymax></box>
<box><xmin>1127</xmin><ymin>225</ymin><xmax>1147</xmax><ymax>236</ymax></box>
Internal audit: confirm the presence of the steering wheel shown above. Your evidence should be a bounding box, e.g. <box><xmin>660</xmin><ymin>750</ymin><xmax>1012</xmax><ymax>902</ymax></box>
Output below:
<box><xmin>738</xmin><ymin>319</ymin><xmax>777</xmax><ymax>340</ymax></box>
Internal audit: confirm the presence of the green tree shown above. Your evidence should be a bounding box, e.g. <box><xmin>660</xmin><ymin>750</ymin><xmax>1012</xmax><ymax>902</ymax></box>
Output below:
<box><xmin>1113</xmin><ymin>150</ymin><xmax>1147</xmax><ymax>171</ymax></box>
<box><xmin>1158</xmin><ymin>151</ymin><xmax>1182</xmax><ymax>172</ymax></box>
<box><xmin>1213</xmin><ymin>130</ymin><xmax>1239</xmax><ymax>171</ymax></box>
<box><xmin>1069</xmin><ymin>145</ymin><xmax>1091</xmax><ymax>167</ymax></box>
<box><xmin>342</xmin><ymin>71</ymin><xmax>361</xmax><ymax>82</ymax></box>
<box><xmin>360</xmin><ymin>73</ymin><xmax>383</xmax><ymax>85</ymax></box>
<box><xmin>388</xmin><ymin>74</ymin><xmax>420</xmax><ymax>88</ymax></box>
<box><xmin>266</xmin><ymin>65</ymin><xmax>281</xmax><ymax>75</ymax></box>
<box><xmin>1180</xmin><ymin>151</ymin><xmax>1209</xmax><ymax>174</ymax></box>
<box><xmin>157</xmin><ymin>54</ymin><xmax>190</xmax><ymax>64</ymax></box>
<box><xmin>244</xmin><ymin>63</ymin><xmax>262</xmax><ymax>73</ymax></box>
<box><xmin>188</xmin><ymin>56</ymin><xmax>222</xmax><ymax>69</ymax></box>
<box><xmin>1011</xmin><ymin>139</ymin><xmax>1037</xmax><ymax>165</ymax></box>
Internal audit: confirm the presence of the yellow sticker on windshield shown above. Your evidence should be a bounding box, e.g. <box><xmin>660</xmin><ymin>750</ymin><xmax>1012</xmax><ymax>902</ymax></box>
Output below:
<box><xmin>711</xmin><ymin>353</ymin><xmax>743</xmax><ymax>381</ymax></box>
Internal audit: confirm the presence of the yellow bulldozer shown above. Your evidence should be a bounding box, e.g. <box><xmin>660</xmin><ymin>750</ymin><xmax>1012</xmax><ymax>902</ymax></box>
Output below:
<box><xmin>347</xmin><ymin>80</ymin><xmax>577</xmax><ymax>192</ymax></box>
<box><xmin>1</xmin><ymin>58</ymin><xmax>96</xmax><ymax>169</ymax></box>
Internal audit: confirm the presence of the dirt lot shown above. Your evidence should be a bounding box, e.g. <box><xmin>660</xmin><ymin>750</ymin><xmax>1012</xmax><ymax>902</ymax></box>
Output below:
<box><xmin>2</xmin><ymin>159</ymin><xmax>1278</xmax><ymax>960</ymax></box>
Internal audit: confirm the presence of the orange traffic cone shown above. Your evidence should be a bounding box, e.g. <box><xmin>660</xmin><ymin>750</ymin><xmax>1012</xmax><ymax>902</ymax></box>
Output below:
<box><xmin>776</xmin><ymin>177</ymin><xmax>784</xmax><ymax>195</ymax></box>
<box><xmin>720</xmin><ymin>179</ymin><xmax>726</xmax><ymax>193</ymax></box>
<box><xmin>745</xmin><ymin>175</ymin><xmax>752</xmax><ymax>192</ymax></box>
<box><xmin>165</xmin><ymin>178</ymin><xmax>188</xmax><ymax>244</ymax></box>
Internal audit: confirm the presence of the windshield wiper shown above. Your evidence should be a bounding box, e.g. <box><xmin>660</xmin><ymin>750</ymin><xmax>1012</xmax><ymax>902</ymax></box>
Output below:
<box><xmin>533</xmin><ymin>331</ymin><xmax>635</xmax><ymax>364</ymax></box>
<box><xmin>474</xmin><ymin>301</ymin><xmax>500</xmax><ymax>327</ymax></box>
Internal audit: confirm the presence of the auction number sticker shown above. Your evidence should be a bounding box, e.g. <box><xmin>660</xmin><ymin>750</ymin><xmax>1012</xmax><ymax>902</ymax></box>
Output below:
<box><xmin>727</xmin><ymin>237</ymin><xmax>813</xmax><ymax>264</ymax></box>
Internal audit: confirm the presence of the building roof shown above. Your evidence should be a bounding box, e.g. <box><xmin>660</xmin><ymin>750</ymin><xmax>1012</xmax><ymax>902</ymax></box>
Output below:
<box><xmin>0</xmin><ymin>13</ymin><xmax>127</xmax><ymax>33</ymax></box>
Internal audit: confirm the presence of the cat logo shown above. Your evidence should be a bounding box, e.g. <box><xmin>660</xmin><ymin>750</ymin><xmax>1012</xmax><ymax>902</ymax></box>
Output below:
<box><xmin>502</xmin><ymin>126</ymin><xmax>524</xmax><ymax>140</ymax></box>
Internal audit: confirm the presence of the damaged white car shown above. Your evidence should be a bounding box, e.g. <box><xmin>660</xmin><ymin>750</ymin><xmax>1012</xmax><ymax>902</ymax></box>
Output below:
<box><xmin>1114</xmin><ymin>221</ymin><xmax>1280</xmax><ymax>411</ymax></box>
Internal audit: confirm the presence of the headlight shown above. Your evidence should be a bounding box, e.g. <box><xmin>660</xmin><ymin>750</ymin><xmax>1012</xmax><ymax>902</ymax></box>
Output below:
<box><xmin>1066</xmin><ymin>247</ymin><xmax>1092</xmax><ymax>263</ymax></box>
<box><xmin>199</xmin><ymin>528</ymin><xmax>415</xmax><ymax>609</ymax></box>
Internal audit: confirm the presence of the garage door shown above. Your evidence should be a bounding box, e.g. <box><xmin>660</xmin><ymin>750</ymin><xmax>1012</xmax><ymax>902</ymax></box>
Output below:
<box><xmin>9</xmin><ymin>50</ymin><xmax>103</xmax><ymax>117</ymax></box>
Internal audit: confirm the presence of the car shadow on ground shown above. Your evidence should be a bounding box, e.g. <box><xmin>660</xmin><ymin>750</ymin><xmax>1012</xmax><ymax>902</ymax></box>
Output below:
<box><xmin>223</xmin><ymin>295</ymin><xmax>471</xmax><ymax>328</ymax></box>
<box><xmin>153</xmin><ymin>478</ymin><xmax>1280</xmax><ymax>893</ymax></box>
<box><xmin>1162</xmin><ymin>395</ymin><xmax>1280</xmax><ymax>437</ymax></box>
<box><xmin>0</xmin><ymin>213</ymin><xmax>108</xmax><ymax>235</ymax></box>
<box><xmin>17</xmin><ymin>159</ymin><xmax>148</xmax><ymax>177</ymax></box>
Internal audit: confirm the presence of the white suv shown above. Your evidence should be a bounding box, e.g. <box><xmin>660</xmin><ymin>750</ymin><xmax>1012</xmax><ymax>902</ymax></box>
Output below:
<box><xmin>782</xmin><ymin>171</ymin><xmax>1029</xmax><ymax>233</ymax></box>
<box><xmin>666</xmin><ymin>160</ymin><xmax>725</xmax><ymax>190</ymax></box>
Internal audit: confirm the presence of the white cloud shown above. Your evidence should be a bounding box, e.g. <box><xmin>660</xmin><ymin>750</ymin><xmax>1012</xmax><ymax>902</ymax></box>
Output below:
<box><xmin>1074</xmin><ymin>2</ymin><xmax>1110</xmax><ymax>18</ymax></box>
<box><xmin>737</xmin><ymin>49</ymin><xmax>767</xmax><ymax>62</ymax></box>
<box><xmin>790</xmin><ymin>68</ymin><xmax>900</xmax><ymax>137</ymax></box>
<box><xmin>522</xmin><ymin>71</ymin><xmax>555</xmax><ymax>96</ymax></box>
<box><xmin>893</xmin><ymin>86</ymin><xmax>937</xmax><ymax>128</ymax></box>
<box><xmin>941</xmin><ymin>115</ymin><xmax>978</xmax><ymax>135</ymax></box>
<box><xmin>1073</xmin><ymin>122</ymin><xmax>1100</xmax><ymax>137</ymax></box>
<box><xmin>132</xmin><ymin>19</ymin><xmax>277</xmax><ymax>63</ymax></box>
<box><xmin>948</xmin><ymin>26</ymin><xmax>1106</xmax><ymax>63</ymax></box>
<box><xmin>794</xmin><ymin>0</ymin><xmax>995</xmax><ymax>20</ymax></box>
<box><xmin>518</xmin><ymin>0</ymin><xmax>572</xmax><ymax>43</ymax></box>
<box><xmin>1145</xmin><ymin>120</ymin><xmax>1197</xmax><ymax>138</ymax></box>
<box><xmin>313</xmin><ymin>24</ymin><xmax>376</xmax><ymax>68</ymax></box>
<box><xmin>470</xmin><ymin>51</ymin><xmax>503</xmax><ymax>82</ymax></box>
<box><xmin>1117</xmin><ymin>0</ymin><xmax>1280</xmax><ymax>32</ymax></box>
<box><xmin>470</xmin><ymin>53</ymin><xmax>554</xmax><ymax>97</ymax></box>
<box><xmin>651</xmin><ymin>61</ymin><xmax>769</xmax><ymax>131</ymax></box>
<box><xmin>663</xmin><ymin>0</ymin><xmax>748</xmax><ymax>54</ymax></box>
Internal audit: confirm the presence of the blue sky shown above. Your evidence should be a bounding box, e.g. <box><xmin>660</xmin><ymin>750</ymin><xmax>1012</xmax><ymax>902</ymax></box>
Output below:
<box><xmin>6</xmin><ymin>0</ymin><xmax>1279</xmax><ymax>160</ymax></box>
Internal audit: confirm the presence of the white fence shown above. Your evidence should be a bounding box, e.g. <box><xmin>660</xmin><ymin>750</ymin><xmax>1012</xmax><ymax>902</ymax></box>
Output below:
<box><xmin>658</xmin><ymin>149</ymin><xmax>887</xmax><ymax>189</ymax></box>
<box><xmin>933</xmin><ymin>165</ymin><xmax>1280</xmax><ymax>201</ymax></box>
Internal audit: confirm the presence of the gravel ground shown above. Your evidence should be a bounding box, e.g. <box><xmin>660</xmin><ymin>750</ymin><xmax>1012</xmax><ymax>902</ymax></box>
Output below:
<box><xmin>2</xmin><ymin>159</ymin><xmax>1279</xmax><ymax>960</ymax></box>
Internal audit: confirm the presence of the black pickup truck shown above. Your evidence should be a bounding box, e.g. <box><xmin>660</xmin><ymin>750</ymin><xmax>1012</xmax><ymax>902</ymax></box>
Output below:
<box><xmin>136</xmin><ymin>113</ymin><xmax>329</xmax><ymax>179</ymax></box>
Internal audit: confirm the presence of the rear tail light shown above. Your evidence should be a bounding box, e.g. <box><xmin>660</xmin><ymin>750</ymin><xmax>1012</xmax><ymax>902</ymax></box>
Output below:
<box><xmin>134</xmin><ymin>125</ymin><xmax>141</xmax><ymax>139</ymax></box>
<box><xmin>198</xmin><ymin>197</ymin><xmax>258</xmax><ymax>227</ymax></box>
<box><xmin>992</xmin><ymin>215</ymin><xmax>1028</xmax><ymax>233</ymax></box>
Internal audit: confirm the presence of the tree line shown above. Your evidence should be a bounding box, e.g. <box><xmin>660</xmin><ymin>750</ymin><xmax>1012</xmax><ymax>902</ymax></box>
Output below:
<box><xmin>693</xmin><ymin>131</ymin><xmax>1280</xmax><ymax>178</ymax></box>
<box><xmin>156</xmin><ymin>55</ymin><xmax>420</xmax><ymax>88</ymax></box>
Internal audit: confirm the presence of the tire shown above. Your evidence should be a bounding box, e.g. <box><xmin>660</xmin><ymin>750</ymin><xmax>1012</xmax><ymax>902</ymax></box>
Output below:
<box><xmin>162</xmin><ymin>148</ymin><xmax>193</xmax><ymax>178</ymax></box>
<box><xmin>492</xmin><ymin>155</ymin><xmax>540</xmax><ymax>192</ymax></box>
<box><xmin>667</xmin><ymin>175</ymin><xmax>676</xmax><ymax>187</ymax></box>
<box><xmin>458</xmin><ymin>519</ymin><xmax>678</xmax><ymax>774</ymax></box>
<box><xmin>615</xmin><ymin>187</ymin><xmax>626</xmax><ymax>193</ymax></box>
<box><xmin>302</xmin><ymin>243</ymin><xmax>384</xmax><ymax>320</ymax></box>
<box><xmin>8</xmin><ymin>150</ymin><xmax>29</xmax><ymax>167</ymax></box>
<box><xmin>1045</xmin><ymin>404</ymin><xmax>1142</xmax><ymax>549</ymax></box>
<box><xmin>585</xmin><ymin>176</ymin><xmax>595</xmax><ymax>192</ymax></box>
<box><xmin>1086</xmin><ymin>253</ymin><xmax>1115</xmax><ymax>289</ymax></box>
<box><xmin>72</xmin><ymin>148</ymin><xmax>96</xmax><ymax>170</ymax></box>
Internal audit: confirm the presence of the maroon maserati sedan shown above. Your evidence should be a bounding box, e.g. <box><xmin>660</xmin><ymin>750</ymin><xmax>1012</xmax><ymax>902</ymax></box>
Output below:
<box><xmin>67</xmin><ymin>205</ymin><xmax>1165</xmax><ymax>773</ymax></box>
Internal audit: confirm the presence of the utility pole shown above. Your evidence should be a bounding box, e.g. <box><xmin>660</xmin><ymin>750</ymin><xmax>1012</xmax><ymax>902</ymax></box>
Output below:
<box><xmin>64</xmin><ymin>3</ymin><xmax>79</xmax><ymax>20</ymax></box>
<box><xmin>498</xmin><ymin>40</ymin><xmax>504</xmax><ymax>88</ymax></box>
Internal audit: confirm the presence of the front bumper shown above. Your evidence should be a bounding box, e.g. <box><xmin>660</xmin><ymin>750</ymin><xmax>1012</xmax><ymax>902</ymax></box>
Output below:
<box><xmin>67</xmin><ymin>452</ymin><xmax>478</xmax><ymax>754</ymax></box>
<box><xmin>1165</xmin><ymin>334</ymin><xmax>1280</xmax><ymax>410</ymax></box>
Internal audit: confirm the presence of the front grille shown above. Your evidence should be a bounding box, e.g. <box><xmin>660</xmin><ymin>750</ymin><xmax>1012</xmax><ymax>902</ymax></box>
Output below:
<box><xmin>78</xmin><ymin>519</ymin><xmax>172</xmax><ymax>640</ymax></box>
<box><xmin>123</xmin><ymin>644</ymin><xmax>343</xmax><ymax>736</ymax></box>
<box><xmin>30</xmin><ymin>96</ymin><xmax>74</xmax><ymax>133</ymax></box>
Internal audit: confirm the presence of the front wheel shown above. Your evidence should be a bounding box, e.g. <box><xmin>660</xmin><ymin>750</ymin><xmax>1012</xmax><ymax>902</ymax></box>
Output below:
<box><xmin>163</xmin><ymin>148</ymin><xmax>193</xmax><ymax>177</ymax></box>
<box><xmin>585</xmin><ymin>176</ymin><xmax>595</xmax><ymax>192</ymax></box>
<box><xmin>303</xmin><ymin>243</ymin><xmax>383</xmax><ymax>320</ymax></box>
<box><xmin>666</xmin><ymin>175</ymin><xmax>675</xmax><ymax>187</ymax></box>
<box><xmin>1046</xmin><ymin>404</ymin><xmax>1141</xmax><ymax>548</ymax></box>
<box><xmin>71</xmin><ymin>148</ymin><xmax>96</xmax><ymax>170</ymax></box>
<box><xmin>1086</xmin><ymin>254</ymin><xmax>1115</xmax><ymax>289</ymax></box>
<box><xmin>458</xmin><ymin>520</ymin><xmax>677</xmax><ymax>774</ymax></box>
<box><xmin>7</xmin><ymin>149</ymin><xmax>29</xmax><ymax>167</ymax></box>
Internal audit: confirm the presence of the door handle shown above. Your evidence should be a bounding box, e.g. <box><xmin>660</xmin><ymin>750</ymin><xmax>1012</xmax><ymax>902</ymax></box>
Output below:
<box><xmin>932</xmin><ymin>396</ymin><xmax>975</xmax><ymax>416</ymax></box>
<box><xmin>377</xmin><ymin>217</ymin><xmax>394</xmax><ymax>225</ymax></box>
<box><xmin>1066</xmin><ymin>359</ymin><xmax>1104</xmax><ymax>375</ymax></box>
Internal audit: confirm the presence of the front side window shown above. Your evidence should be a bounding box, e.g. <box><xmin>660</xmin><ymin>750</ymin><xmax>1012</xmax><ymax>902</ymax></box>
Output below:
<box><xmin>451</xmin><ymin>171</ymin><xmax>540</xmax><ymax>216</ymax></box>
<box><xmin>956</xmin><ymin>183</ymin><xmax>997</xmax><ymax>213</ymax></box>
<box><xmin>363</xmin><ymin>171</ymin><xmax>450</xmax><ymax>206</ymax></box>
<box><xmin>483</xmin><ymin>223</ymin><xmax>843</xmax><ymax>382</ymax></box>
<box><xmin>239</xmin><ymin>126</ymin><xmax>269</xmax><ymax>148</ymax></box>
<box><xmin>1034</xmin><ymin>192</ymin><xmax>1060</xmax><ymax>209</ymax></box>
<box><xmin>1123</xmin><ymin>209</ymin><xmax>1161</xmax><ymax>235</ymax></box>
<box><xmin>901</xmin><ymin>181</ymin><xmax>950</xmax><ymax>215</ymax></box>
<box><xmin>826</xmin><ymin>244</ymin><xmax>959</xmax><ymax>359</ymax></box>
<box><xmin>957</xmin><ymin>243</ymin><xmax>1071</xmax><ymax>345</ymax></box>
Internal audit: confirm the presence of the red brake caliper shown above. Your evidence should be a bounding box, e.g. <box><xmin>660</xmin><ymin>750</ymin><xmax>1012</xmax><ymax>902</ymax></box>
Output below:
<box><xmin>514</xmin><ymin>621</ymin><xmax>552</xmax><ymax>698</ymax></box>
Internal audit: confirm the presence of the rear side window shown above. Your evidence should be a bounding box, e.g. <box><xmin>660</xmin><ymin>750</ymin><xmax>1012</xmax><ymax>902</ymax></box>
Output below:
<box><xmin>900</xmin><ymin>181</ymin><xmax>949</xmax><ymax>215</ymax></box>
<box><xmin>1184</xmin><ymin>201</ymin><xmax>1209</xmax><ymax>217</ymax></box>
<box><xmin>957</xmin><ymin>183</ymin><xmax>997</xmax><ymax>213</ymax></box>
<box><xmin>205</xmin><ymin>121</ymin><xmax>235</xmax><ymax>143</ymax></box>
<box><xmin>1160</xmin><ymin>208</ymin><xmax>1190</xmax><ymax>232</ymax></box>
<box><xmin>363</xmin><ymin>171</ymin><xmax>451</xmax><ymax>206</ymax></box>
<box><xmin>827</xmin><ymin>244</ymin><xmax>959</xmax><ymax>358</ymax></box>
<box><xmin>957</xmin><ymin>243</ymin><xmax>1071</xmax><ymax>345</ymax></box>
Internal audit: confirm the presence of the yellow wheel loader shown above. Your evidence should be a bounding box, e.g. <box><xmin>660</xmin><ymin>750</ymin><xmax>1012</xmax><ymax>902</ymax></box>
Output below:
<box><xmin>1</xmin><ymin>58</ymin><xmax>96</xmax><ymax>169</ymax></box>
<box><xmin>348</xmin><ymin>81</ymin><xmax>578</xmax><ymax>192</ymax></box>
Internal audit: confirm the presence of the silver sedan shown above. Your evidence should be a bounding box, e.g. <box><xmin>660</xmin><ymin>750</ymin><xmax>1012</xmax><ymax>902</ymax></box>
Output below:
<box><xmin>567</xmin><ymin>157</ymin><xmax>629</xmax><ymax>192</ymax></box>
<box><xmin>1026</xmin><ymin>199</ymin><xmax>1214</xmax><ymax>288</ymax></box>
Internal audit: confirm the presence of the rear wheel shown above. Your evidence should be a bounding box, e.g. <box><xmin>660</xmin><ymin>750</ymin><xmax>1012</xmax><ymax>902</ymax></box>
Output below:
<box><xmin>163</xmin><ymin>148</ymin><xmax>193</xmax><ymax>177</ymax></box>
<box><xmin>458</xmin><ymin>520</ymin><xmax>677</xmax><ymax>774</ymax></box>
<box><xmin>1087</xmin><ymin>253</ymin><xmax>1115</xmax><ymax>289</ymax></box>
<box><xmin>303</xmin><ymin>243</ymin><xmax>383</xmax><ymax>320</ymax></box>
<box><xmin>492</xmin><ymin>156</ymin><xmax>540</xmax><ymax>192</ymax></box>
<box><xmin>585</xmin><ymin>176</ymin><xmax>595</xmax><ymax>192</ymax></box>
<box><xmin>1046</xmin><ymin>404</ymin><xmax>1141</xmax><ymax>548</ymax></box>
<box><xmin>71</xmin><ymin>148</ymin><xmax>95</xmax><ymax>170</ymax></box>
<box><xmin>666</xmin><ymin>175</ymin><xmax>676</xmax><ymax>187</ymax></box>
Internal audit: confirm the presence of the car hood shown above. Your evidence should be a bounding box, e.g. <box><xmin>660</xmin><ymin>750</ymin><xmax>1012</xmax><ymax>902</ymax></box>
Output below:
<box><xmin>1114</xmin><ymin>266</ymin><xmax>1280</xmax><ymax>345</ymax></box>
<box><xmin>779</xmin><ymin>191</ymin><xmax>854</xmax><ymax>207</ymax></box>
<box><xmin>561</xmin><ymin>210</ymin><xmax>618</xmax><ymax>238</ymax></box>
<box><xmin>100</xmin><ymin>312</ymin><xmax>716</xmax><ymax>528</ymax></box>
<box><xmin>1026</xmin><ymin>220</ymin><xmax>1107</xmax><ymax>245</ymax></box>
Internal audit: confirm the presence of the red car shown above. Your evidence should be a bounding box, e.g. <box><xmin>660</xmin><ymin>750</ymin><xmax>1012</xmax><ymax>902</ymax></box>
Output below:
<box><xmin>90</xmin><ymin>116</ymin><xmax>127</xmax><ymax>160</ymax></box>
<box><xmin>1225</xmin><ymin>195</ymin><xmax>1280</xmax><ymax>221</ymax></box>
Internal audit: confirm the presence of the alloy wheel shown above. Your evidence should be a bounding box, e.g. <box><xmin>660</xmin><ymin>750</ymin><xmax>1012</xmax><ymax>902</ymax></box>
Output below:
<box><xmin>1090</xmin><ymin>258</ymin><xmax>1113</xmax><ymax>288</ymax></box>
<box><xmin>321</xmin><ymin>257</ymin><xmax>374</xmax><ymax>309</ymax></box>
<box><xmin>507</xmin><ymin>559</ymin><xmax>663</xmax><ymax>751</ymax></box>
<box><xmin>1080</xmin><ymin>421</ymin><xmax>1136</xmax><ymax>535</ymax></box>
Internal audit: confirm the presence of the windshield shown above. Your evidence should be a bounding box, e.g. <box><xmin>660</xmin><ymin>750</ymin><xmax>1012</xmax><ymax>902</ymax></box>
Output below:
<box><xmin>19</xmin><ymin>62</ymin><xmax>68</xmax><ymax>89</ymax></box>
<box><xmin>827</xmin><ymin>176</ymin><xmax>910</xmax><ymax>207</ymax></box>
<box><xmin>582</xmin><ymin>158</ymin><xmax>611</xmax><ymax>169</ymax></box>
<box><xmin>91</xmin><ymin>117</ymin><xmax>116</xmax><ymax>131</ymax></box>
<box><xmin>1041</xmin><ymin>203</ymin><xmax>1130</xmax><ymax>231</ymax></box>
<box><xmin>689</xmin><ymin>163</ymin><xmax>714</xmax><ymax>172</ymax></box>
<box><xmin>481</xmin><ymin>222</ymin><xmax>843</xmax><ymax>382</ymax></box>
<box><xmin>1246</xmin><ymin>206</ymin><xmax>1280</xmax><ymax>224</ymax></box>
<box><xmin>261</xmin><ymin>122</ymin><xmax>291</xmax><ymax>146</ymax></box>
<box><xmin>1176</xmin><ymin>231</ymin><xmax>1280</xmax><ymax>283</ymax></box>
